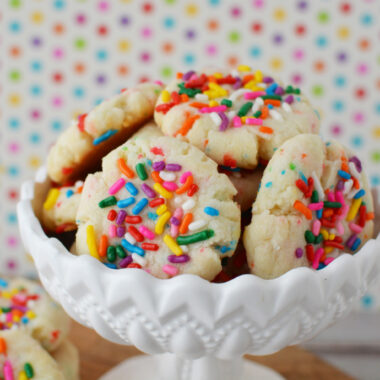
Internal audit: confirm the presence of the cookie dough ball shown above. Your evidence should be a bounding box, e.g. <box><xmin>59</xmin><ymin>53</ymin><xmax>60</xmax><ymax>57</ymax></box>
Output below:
<box><xmin>0</xmin><ymin>277</ymin><xmax>70</xmax><ymax>352</ymax></box>
<box><xmin>0</xmin><ymin>330</ymin><xmax>65</xmax><ymax>380</ymax></box>
<box><xmin>75</xmin><ymin>132</ymin><xmax>241</xmax><ymax>280</ymax></box>
<box><xmin>51</xmin><ymin>340</ymin><xmax>80</xmax><ymax>380</ymax></box>
<box><xmin>154</xmin><ymin>66</ymin><xmax>320</xmax><ymax>169</ymax></box>
<box><xmin>48</xmin><ymin>82</ymin><xmax>163</xmax><ymax>184</ymax></box>
<box><xmin>42</xmin><ymin>181</ymin><xmax>83</xmax><ymax>232</ymax></box>
<box><xmin>243</xmin><ymin>134</ymin><xmax>374</xmax><ymax>279</ymax></box>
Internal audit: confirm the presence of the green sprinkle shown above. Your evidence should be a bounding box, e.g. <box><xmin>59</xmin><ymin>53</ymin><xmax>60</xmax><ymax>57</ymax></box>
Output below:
<box><xmin>253</xmin><ymin>110</ymin><xmax>262</xmax><ymax>118</ymax></box>
<box><xmin>314</xmin><ymin>233</ymin><xmax>323</xmax><ymax>245</ymax></box>
<box><xmin>294</xmin><ymin>88</ymin><xmax>301</xmax><ymax>95</ymax></box>
<box><xmin>107</xmin><ymin>246</ymin><xmax>116</xmax><ymax>262</ymax></box>
<box><xmin>285</xmin><ymin>85</ymin><xmax>294</xmax><ymax>94</ymax></box>
<box><xmin>260</xmin><ymin>95</ymin><xmax>282</xmax><ymax>100</ymax></box>
<box><xmin>176</xmin><ymin>229</ymin><xmax>214</xmax><ymax>245</ymax></box>
<box><xmin>99</xmin><ymin>196</ymin><xmax>117</xmax><ymax>208</ymax></box>
<box><xmin>2</xmin><ymin>307</ymin><xmax>11</xmax><ymax>313</ymax></box>
<box><xmin>136</xmin><ymin>163</ymin><xmax>147</xmax><ymax>180</ymax></box>
<box><xmin>116</xmin><ymin>245</ymin><xmax>127</xmax><ymax>259</ymax></box>
<box><xmin>24</xmin><ymin>363</ymin><xmax>34</xmax><ymax>378</ymax></box>
<box><xmin>311</xmin><ymin>190</ymin><xmax>319</xmax><ymax>203</ymax></box>
<box><xmin>305</xmin><ymin>230</ymin><xmax>315</xmax><ymax>244</ymax></box>
<box><xmin>178</xmin><ymin>83</ymin><xmax>201</xmax><ymax>97</ymax></box>
<box><xmin>237</xmin><ymin>102</ymin><xmax>253</xmax><ymax>117</ymax></box>
<box><xmin>289</xmin><ymin>162</ymin><xmax>296</xmax><ymax>170</ymax></box>
<box><xmin>221</xmin><ymin>99</ymin><xmax>233</xmax><ymax>107</ymax></box>
<box><xmin>323</xmin><ymin>201</ymin><xmax>342</xmax><ymax>208</ymax></box>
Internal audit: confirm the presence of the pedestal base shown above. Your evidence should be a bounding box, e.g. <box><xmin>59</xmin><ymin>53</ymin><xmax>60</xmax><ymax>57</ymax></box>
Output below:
<box><xmin>100</xmin><ymin>354</ymin><xmax>285</xmax><ymax>380</ymax></box>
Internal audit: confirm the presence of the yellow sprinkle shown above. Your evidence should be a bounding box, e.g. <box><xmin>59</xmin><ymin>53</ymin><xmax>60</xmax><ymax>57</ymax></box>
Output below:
<box><xmin>18</xmin><ymin>371</ymin><xmax>28</xmax><ymax>380</ymax></box>
<box><xmin>209</xmin><ymin>100</ymin><xmax>219</xmax><ymax>107</ymax></box>
<box><xmin>243</xmin><ymin>80</ymin><xmax>258</xmax><ymax>90</ymax></box>
<box><xmin>238</xmin><ymin>64</ymin><xmax>251</xmax><ymax>72</ymax></box>
<box><xmin>324</xmin><ymin>246</ymin><xmax>334</xmax><ymax>254</ymax></box>
<box><xmin>13</xmin><ymin>316</ymin><xmax>20</xmax><ymax>323</ymax></box>
<box><xmin>155</xmin><ymin>211</ymin><xmax>171</xmax><ymax>234</ymax></box>
<box><xmin>163</xmin><ymin>234</ymin><xmax>183</xmax><ymax>256</ymax></box>
<box><xmin>254</xmin><ymin>70</ymin><xmax>263</xmax><ymax>82</ymax></box>
<box><xmin>26</xmin><ymin>311</ymin><xmax>36</xmax><ymax>319</ymax></box>
<box><xmin>329</xmin><ymin>233</ymin><xmax>335</xmax><ymax>241</ymax></box>
<box><xmin>153</xmin><ymin>183</ymin><xmax>173</xmax><ymax>199</ymax></box>
<box><xmin>320</xmin><ymin>228</ymin><xmax>329</xmax><ymax>240</ymax></box>
<box><xmin>156</xmin><ymin>204</ymin><xmax>168</xmax><ymax>216</ymax></box>
<box><xmin>212</xmin><ymin>72</ymin><xmax>223</xmax><ymax>78</ymax></box>
<box><xmin>161</xmin><ymin>90</ymin><xmax>170</xmax><ymax>103</ymax></box>
<box><xmin>86</xmin><ymin>225</ymin><xmax>100</xmax><ymax>260</ymax></box>
<box><xmin>241</xmin><ymin>116</ymin><xmax>247</xmax><ymax>123</ymax></box>
<box><xmin>43</xmin><ymin>188</ymin><xmax>60</xmax><ymax>210</ymax></box>
<box><xmin>2</xmin><ymin>292</ymin><xmax>11</xmax><ymax>299</ymax></box>
<box><xmin>346</xmin><ymin>198</ymin><xmax>362</xmax><ymax>222</ymax></box>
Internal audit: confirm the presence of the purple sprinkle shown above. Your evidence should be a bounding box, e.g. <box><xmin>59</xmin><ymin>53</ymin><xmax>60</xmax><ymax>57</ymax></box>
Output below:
<box><xmin>274</xmin><ymin>86</ymin><xmax>285</xmax><ymax>95</ymax></box>
<box><xmin>295</xmin><ymin>248</ymin><xmax>303</xmax><ymax>258</ymax></box>
<box><xmin>346</xmin><ymin>234</ymin><xmax>357</xmax><ymax>249</ymax></box>
<box><xmin>232</xmin><ymin>77</ymin><xmax>242</xmax><ymax>89</ymax></box>
<box><xmin>218</xmin><ymin>112</ymin><xmax>229</xmax><ymax>131</ymax></box>
<box><xmin>116</xmin><ymin>210</ymin><xmax>127</xmax><ymax>225</ymax></box>
<box><xmin>165</xmin><ymin>163</ymin><xmax>182</xmax><ymax>171</ymax></box>
<box><xmin>116</xmin><ymin>226</ymin><xmax>126</xmax><ymax>237</ymax></box>
<box><xmin>284</xmin><ymin>95</ymin><xmax>294</xmax><ymax>104</ymax></box>
<box><xmin>152</xmin><ymin>161</ymin><xmax>165</xmax><ymax>171</ymax></box>
<box><xmin>263</xmin><ymin>76</ymin><xmax>274</xmax><ymax>84</ymax></box>
<box><xmin>349</xmin><ymin>156</ymin><xmax>362</xmax><ymax>173</ymax></box>
<box><xmin>141</xmin><ymin>183</ymin><xmax>156</xmax><ymax>198</ymax></box>
<box><xmin>168</xmin><ymin>254</ymin><xmax>190</xmax><ymax>263</ymax></box>
<box><xmin>119</xmin><ymin>256</ymin><xmax>133</xmax><ymax>268</ymax></box>
<box><xmin>183</xmin><ymin>70</ymin><xmax>195</xmax><ymax>81</ymax></box>
<box><xmin>170</xmin><ymin>216</ymin><xmax>180</xmax><ymax>226</ymax></box>
<box><xmin>12</xmin><ymin>305</ymin><xmax>28</xmax><ymax>312</ymax></box>
<box><xmin>336</xmin><ymin>180</ymin><xmax>345</xmax><ymax>191</ymax></box>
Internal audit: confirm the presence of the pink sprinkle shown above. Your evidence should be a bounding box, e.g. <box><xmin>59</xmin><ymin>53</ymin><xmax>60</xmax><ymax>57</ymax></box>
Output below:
<box><xmin>232</xmin><ymin>116</ymin><xmax>242</xmax><ymax>127</ymax></box>
<box><xmin>174</xmin><ymin>208</ymin><xmax>183</xmax><ymax>220</ymax></box>
<box><xmin>245</xmin><ymin>117</ymin><xmax>263</xmax><ymax>125</ymax></box>
<box><xmin>139</xmin><ymin>225</ymin><xmax>155</xmax><ymax>240</ymax></box>
<box><xmin>4</xmin><ymin>361</ymin><xmax>14</xmax><ymax>380</ymax></box>
<box><xmin>312</xmin><ymin>220</ymin><xmax>321</xmax><ymax>236</ymax></box>
<box><xmin>312</xmin><ymin>248</ymin><xmax>324</xmax><ymax>269</ymax></box>
<box><xmin>335</xmin><ymin>191</ymin><xmax>345</xmax><ymax>207</ymax></box>
<box><xmin>327</xmin><ymin>191</ymin><xmax>336</xmax><ymax>202</ymax></box>
<box><xmin>349</xmin><ymin>222</ymin><xmax>363</xmax><ymax>234</ymax></box>
<box><xmin>244</xmin><ymin>91</ymin><xmax>266</xmax><ymax>100</ymax></box>
<box><xmin>324</xmin><ymin>257</ymin><xmax>335</xmax><ymax>265</ymax></box>
<box><xmin>308</xmin><ymin>202</ymin><xmax>323</xmax><ymax>210</ymax></box>
<box><xmin>162</xmin><ymin>181</ymin><xmax>178</xmax><ymax>191</ymax></box>
<box><xmin>154</xmin><ymin>80</ymin><xmax>164</xmax><ymax>86</ymax></box>
<box><xmin>6</xmin><ymin>313</ymin><xmax>13</xmax><ymax>323</ymax></box>
<box><xmin>109</xmin><ymin>224</ymin><xmax>117</xmax><ymax>238</ymax></box>
<box><xmin>162</xmin><ymin>264</ymin><xmax>179</xmax><ymax>276</ymax></box>
<box><xmin>336</xmin><ymin>221</ymin><xmax>345</xmax><ymax>235</ymax></box>
<box><xmin>108</xmin><ymin>178</ymin><xmax>126</xmax><ymax>195</ymax></box>
<box><xmin>180</xmin><ymin>171</ymin><xmax>192</xmax><ymax>184</ymax></box>
<box><xmin>199</xmin><ymin>105</ymin><xmax>227</xmax><ymax>113</ymax></box>
<box><xmin>337</xmin><ymin>204</ymin><xmax>349</xmax><ymax>220</ymax></box>
<box><xmin>171</xmin><ymin>224</ymin><xmax>179</xmax><ymax>238</ymax></box>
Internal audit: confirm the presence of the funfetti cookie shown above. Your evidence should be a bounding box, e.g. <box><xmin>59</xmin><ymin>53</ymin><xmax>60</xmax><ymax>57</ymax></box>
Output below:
<box><xmin>154</xmin><ymin>66</ymin><xmax>320</xmax><ymax>169</ymax></box>
<box><xmin>51</xmin><ymin>340</ymin><xmax>80</xmax><ymax>380</ymax></box>
<box><xmin>0</xmin><ymin>330</ymin><xmax>65</xmax><ymax>380</ymax></box>
<box><xmin>42</xmin><ymin>180</ymin><xmax>83</xmax><ymax>233</ymax></box>
<box><xmin>47</xmin><ymin>81</ymin><xmax>164</xmax><ymax>184</ymax></box>
<box><xmin>243</xmin><ymin>134</ymin><xmax>375</xmax><ymax>279</ymax></box>
<box><xmin>75</xmin><ymin>131</ymin><xmax>241</xmax><ymax>280</ymax></box>
<box><xmin>0</xmin><ymin>277</ymin><xmax>70</xmax><ymax>352</ymax></box>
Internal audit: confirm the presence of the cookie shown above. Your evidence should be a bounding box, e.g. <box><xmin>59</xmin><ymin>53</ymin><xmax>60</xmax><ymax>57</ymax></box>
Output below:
<box><xmin>154</xmin><ymin>66</ymin><xmax>320</xmax><ymax>169</ymax></box>
<box><xmin>75</xmin><ymin>131</ymin><xmax>241</xmax><ymax>280</ymax></box>
<box><xmin>47</xmin><ymin>82</ymin><xmax>164</xmax><ymax>184</ymax></box>
<box><xmin>0</xmin><ymin>330</ymin><xmax>65</xmax><ymax>380</ymax></box>
<box><xmin>0</xmin><ymin>277</ymin><xmax>70</xmax><ymax>352</ymax></box>
<box><xmin>42</xmin><ymin>181</ymin><xmax>83</xmax><ymax>233</ymax></box>
<box><xmin>51</xmin><ymin>340</ymin><xmax>80</xmax><ymax>380</ymax></box>
<box><xmin>243</xmin><ymin>134</ymin><xmax>374</xmax><ymax>279</ymax></box>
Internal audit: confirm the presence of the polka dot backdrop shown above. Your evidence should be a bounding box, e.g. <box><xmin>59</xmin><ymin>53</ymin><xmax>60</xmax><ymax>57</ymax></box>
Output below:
<box><xmin>1</xmin><ymin>0</ymin><xmax>379</xmax><ymax>309</ymax></box>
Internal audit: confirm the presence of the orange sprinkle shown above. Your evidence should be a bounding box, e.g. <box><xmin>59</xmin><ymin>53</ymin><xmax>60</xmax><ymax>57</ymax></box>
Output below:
<box><xmin>189</xmin><ymin>102</ymin><xmax>209</xmax><ymax>109</ymax></box>
<box><xmin>242</xmin><ymin>74</ymin><xmax>254</xmax><ymax>85</ymax></box>
<box><xmin>293</xmin><ymin>200</ymin><xmax>312</xmax><ymax>220</ymax></box>
<box><xmin>259</xmin><ymin>126</ymin><xmax>273</xmax><ymax>134</ymax></box>
<box><xmin>12</xmin><ymin>310</ymin><xmax>23</xmax><ymax>318</ymax></box>
<box><xmin>323</xmin><ymin>209</ymin><xmax>334</xmax><ymax>218</ymax></box>
<box><xmin>174</xmin><ymin>115</ymin><xmax>200</xmax><ymax>136</ymax></box>
<box><xmin>260</xmin><ymin>106</ymin><xmax>269</xmax><ymax>119</ymax></box>
<box><xmin>151</xmin><ymin>171</ymin><xmax>163</xmax><ymax>184</ymax></box>
<box><xmin>264</xmin><ymin>99</ymin><xmax>281</xmax><ymax>107</ymax></box>
<box><xmin>179</xmin><ymin>213</ymin><xmax>193</xmax><ymax>234</ymax></box>
<box><xmin>99</xmin><ymin>235</ymin><xmax>108</xmax><ymax>257</ymax></box>
<box><xmin>180</xmin><ymin>94</ymin><xmax>189</xmax><ymax>102</ymax></box>
<box><xmin>176</xmin><ymin>175</ymin><xmax>193</xmax><ymax>194</ymax></box>
<box><xmin>77</xmin><ymin>186</ymin><xmax>83</xmax><ymax>194</ymax></box>
<box><xmin>352</xmin><ymin>176</ymin><xmax>360</xmax><ymax>189</ymax></box>
<box><xmin>0</xmin><ymin>338</ymin><xmax>6</xmax><ymax>355</ymax></box>
<box><xmin>341</xmin><ymin>161</ymin><xmax>349</xmax><ymax>173</ymax></box>
<box><xmin>176</xmin><ymin>72</ymin><xmax>183</xmax><ymax>79</ymax></box>
<box><xmin>204</xmin><ymin>139</ymin><xmax>209</xmax><ymax>147</ymax></box>
<box><xmin>208</xmin><ymin>75</ymin><xmax>217</xmax><ymax>83</ymax></box>
<box><xmin>117</xmin><ymin>158</ymin><xmax>134</xmax><ymax>179</ymax></box>
<box><xmin>366</xmin><ymin>212</ymin><xmax>375</xmax><ymax>221</ymax></box>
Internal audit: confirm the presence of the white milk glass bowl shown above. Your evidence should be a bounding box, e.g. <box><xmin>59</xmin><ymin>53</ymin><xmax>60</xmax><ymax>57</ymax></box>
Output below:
<box><xmin>18</xmin><ymin>167</ymin><xmax>380</xmax><ymax>380</ymax></box>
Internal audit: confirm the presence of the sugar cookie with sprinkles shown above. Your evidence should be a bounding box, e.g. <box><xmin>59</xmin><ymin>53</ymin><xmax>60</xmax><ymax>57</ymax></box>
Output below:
<box><xmin>0</xmin><ymin>330</ymin><xmax>65</xmax><ymax>380</ymax></box>
<box><xmin>42</xmin><ymin>180</ymin><xmax>83</xmax><ymax>233</ymax></box>
<box><xmin>75</xmin><ymin>131</ymin><xmax>241</xmax><ymax>280</ymax></box>
<box><xmin>0</xmin><ymin>277</ymin><xmax>70</xmax><ymax>352</ymax></box>
<box><xmin>243</xmin><ymin>134</ymin><xmax>374</xmax><ymax>279</ymax></box>
<box><xmin>47</xmin><ymin>81</ymin><xmax>164</xmax><ymax>184</ymax></box>
<box><xmin>154</xmin><ymin>66</ymin><xmax>320</xmax><ymax>169</ymax></box>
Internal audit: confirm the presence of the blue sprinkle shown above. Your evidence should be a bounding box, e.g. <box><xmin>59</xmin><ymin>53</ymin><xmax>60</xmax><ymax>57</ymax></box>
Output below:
<box><xmin>66</xmin><ymin>189</ymin><xmax>74</xmax><ymax>198</ymax></box>
<box><xmin>148</xmin><ymin>212</ymin><xmax>158</xmax><ymax>221</ymax></box>
<box><xmin>299</xmin><ymin>171</ymin><xmax>308</xmax><ymax>184</ymax></box>
<box><xmin>204</xmin><ymin>206</ymin><xmax>219</xmax><ymax>216</ymax></box>
<box><xmin>314</xmin><ymin>109</ymin><xmax>321</xmax><ymax>120</ymax></box>
<box><xmin>265</xmin><ymin>181</ymin><xmax>272</xmax><ymax>188</ymax></box>
<box><xmin>21</xmin><ymin>317</ymin><xmax>29</xmax><ymax>324</ymax></box>
<box><xmin>266</xmin><ymin>83</ymin><xmax>278</xmax><ymax>95</ymax></box>
<box><xmin>326</xmin><ymin>141</ymin><xmax>331</xmax><ymax>146</ymax></box>
<box><xmin>267</xmin><ymin>104</ymin><xmax>274</xmax><ymax>109</ymax></box>
<box><xmin>317</xmin><ymin>262</ymin><xmax>326</xmax><ymax>271</ymax></box>
<box><xmin>338</xmin><ymin>170</ymin><xmax>351</xmax><ymax>180</ymax></box>
<box><xmin>353</xmin><ymin>189</ymin><xmax>365</xmax><ymax>199</ymax></box>
<box><xmin>146</xmin><ymin>159</ymin><xmax>152</xmax><ymax>167</ymax></box>
<box><xmin>126</xmin><ymin>182</ymin><xmax>138</xmax><ymax>196</ymax></box>
<box><xmin>351</xmin><ymin>238</ymin><xmax>361</xmax><ymax>251</ymax></box>
<box><xmin>104</xmin><ymin>263</ymin><xmax>118</xmax><ymax>269</ymax></box>
<box><xmin>316</xmin><ymin>209</ymin><xmax>323</xmax><ymax>219</ymax></box>
<box><xmin>132</xmin><ymin>198</ymin><xmax>148</xmax><ymax>215</ymax></box>
<box><xmin>219</xmin><ymin>246</ymin><xmax>231</xmax><ymax>254</ymax></box>
<box><xmin>281</xmin><ymin>170</ymin><xmax>286</xmax><ymax>175</ymax></box>
<box><xmin>0</xmin><ymin>279</ymin><xmax>8</xmax><ymax>288</ymax></box>
<box><xmin>93</xmin><ymin>129</ymin><xmax>118</xmax><ymax>145</ymax></box>
<box><xmin>117</xmin><ymin>197</ymin><xmax>135</xmax><ymax>208</ymax></box>
<box><xmin>121</xmin><ymin>239</ymin><xmax>145</xmax><ymax>256</ymax></box>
